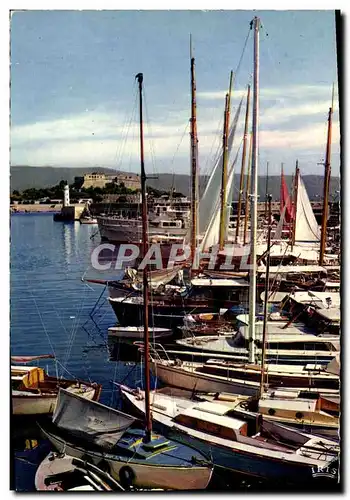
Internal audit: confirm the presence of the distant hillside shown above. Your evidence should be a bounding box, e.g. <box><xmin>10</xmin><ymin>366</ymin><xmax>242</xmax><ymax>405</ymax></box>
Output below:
<box><xmin>10</xmin><ymin>166</ymin><xmax>119</xmax><ymax>191</ymax></box>
<box><xmin>10</xmin><ymin>166</ymin><xmax>340</xmax><ymax>201</ymax></box>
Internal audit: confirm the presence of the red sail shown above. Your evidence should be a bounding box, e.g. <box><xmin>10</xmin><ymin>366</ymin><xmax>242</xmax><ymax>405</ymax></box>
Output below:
<box><xmin>280</xmin><ymin>170</ymin><xmax>294</xmax><ymax>223</ymax></box>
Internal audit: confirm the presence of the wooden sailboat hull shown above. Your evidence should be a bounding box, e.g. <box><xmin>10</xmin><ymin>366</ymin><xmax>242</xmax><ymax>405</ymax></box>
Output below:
<box><xmin>109</xmin><ymin>298</ymin><xmax>216</xmax><ymax>328</ymax></box>
<box><xmin>38</xmin><ymin>423</ymin><xmax>213</xmax><ymax>491</ymax></box>
<box><xmin>12</xmin><ymin>385</ymin><xmax>100</xmax><ymax>416</ymax></box>
<box><xmin>151</xmin><ymin>361</ymin><xmax>339</xmax><ymax>398</ymax></box>
<box><xmin>151</xmin><ymin>361</ymin><xmax>258</xmax><ymax>395</ymax></box>
<box><xmin>13</xmin><ymin>394</ymin><xmax>60</xmax><ymax>415</ymax></box>
<box><xmin>156</xmin><ymin>427</ymin><xmax>334</xmax><ymax>485</ymax></box>
<box><xmin>121</xmin><ymin>389</ymin><xmax>339</xmax><ymax>486</ymax></box>
<box><xmin>257</xmin><ymin>419</ymin><xmax>338</xmax><ymax>440</ymax></box>
<box><xmin>175</xmin><ymin>338</ymin><xmax>338</xmax><ymax>365</ymax></box>
<box><xmin>108</xmin><ymin>326</ymin><xmax>173</xmax><ymax>340</ymax></box>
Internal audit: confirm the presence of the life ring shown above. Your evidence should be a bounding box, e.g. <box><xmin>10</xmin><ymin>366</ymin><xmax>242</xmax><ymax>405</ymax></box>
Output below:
<box><xmin>119</xmin><ymin>465</ymin><xmax>136</xmax><ymax>488</ymax></box>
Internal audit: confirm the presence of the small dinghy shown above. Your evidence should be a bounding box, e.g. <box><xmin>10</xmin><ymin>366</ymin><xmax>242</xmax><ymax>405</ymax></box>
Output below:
<box><xmin>11</xmin><ymin>356</ymin><xmax>101</xmax><ymax>416</ymax></box>
<box><xmin>108</xmin><ymin>326</ymin><xmax>173</xmax><ymax>340</ymax></box>
<box><xmin>35</xmin><ymin>452</ymin><xmax>125</xmax><ymax>491</ymax></box>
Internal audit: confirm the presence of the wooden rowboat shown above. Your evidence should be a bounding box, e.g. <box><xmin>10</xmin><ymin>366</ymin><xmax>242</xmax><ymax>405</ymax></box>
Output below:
<box><xmin>11</xmin><ymin>356</ymin><xmax>101</xmax><ymax>416</ymax></box>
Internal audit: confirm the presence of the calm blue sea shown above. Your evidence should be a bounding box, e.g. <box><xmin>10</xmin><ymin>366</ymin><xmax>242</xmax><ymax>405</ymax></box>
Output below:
<box><xmin>10</xmin><ymin>214</ymin><xmax>145</xmax><ymax>491</ymax></box>
<box><xmin>11</xmin><ymin>214</ymin><xmax>335</xmax><ymax>493</ymax></box>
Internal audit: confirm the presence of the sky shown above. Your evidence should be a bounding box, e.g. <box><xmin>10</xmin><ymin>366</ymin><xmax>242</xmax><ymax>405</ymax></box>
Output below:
<box><xmin>10</xmin><ymin>10</ymin><xmax>341</xmax><ymax>177</ymax></box>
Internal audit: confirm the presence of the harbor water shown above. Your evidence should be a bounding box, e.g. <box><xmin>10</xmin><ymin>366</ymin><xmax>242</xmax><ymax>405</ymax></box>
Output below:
<box><xmin>10</xmin><ymin>214</ymin><xmax>146</xmax><ymax>491</ymax></box>
<box><xmin>10</xmin><ymin>213</ymin><xmax>340</xmax><ymax>492</ymax></box>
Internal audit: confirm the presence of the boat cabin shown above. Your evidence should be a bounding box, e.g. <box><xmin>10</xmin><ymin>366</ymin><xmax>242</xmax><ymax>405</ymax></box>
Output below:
<box><xmin>173</xmin><ymin>402</ymin><xmax>248</xmax><ymax>441</ymax></box>
<box><xmin>149</xmin><ymin>219</ymin><xmax>183</xmax><ymax>229</ymax></box>
<box><xmin>258</xmin><ymin>398</ymin><xmax>337</xmax><ymax>424</ymax></box>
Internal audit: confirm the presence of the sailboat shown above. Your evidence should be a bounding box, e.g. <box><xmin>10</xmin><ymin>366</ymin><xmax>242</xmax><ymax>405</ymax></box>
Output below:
<box><xmin>11</xmin><ymin>354</ymin><xmax>101</xmax><ymax>416</ymax></box>
<box><xmin>120</xmin><ymin>384</ymin><xmax>339</xmax><ymax>484</ymax></box>
<box><xmin>103</xmin><ymin>44</ymin><xmax>248</xmax><ymax>328</ymax></box>
<box><xmin>120</xmin><ymin>31</ymin><xmax>340</xmax><ymax>477</ymax></box>
<box><xmin>175</xmin><ymin>331</ymin><xmax>339</xmax><ymax>365</ymax></box>
<box><xmin>38</xmin><ymin>73</ymin><xmax>213</xmax><ymax>491</ymax></box>
<box><xmin>146</xmin><ymin>16</ymin><xmax>340</xmax><ymax>398</ymax></box>
<box><xmin>270</xmin><ymin>87</ymin><xmax>338</xmax><ymax>267</ymax></box>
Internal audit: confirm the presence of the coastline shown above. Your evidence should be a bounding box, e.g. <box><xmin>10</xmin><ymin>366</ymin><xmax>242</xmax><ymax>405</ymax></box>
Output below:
<box><xmin>11</xmin><ymin>204</ymin><xmax>63</xmax><ymax>214</ymax></box>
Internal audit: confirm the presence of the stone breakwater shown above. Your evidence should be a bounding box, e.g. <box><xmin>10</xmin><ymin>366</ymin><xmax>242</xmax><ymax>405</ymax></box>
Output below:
<box><xmin>11</xmin><ymin>204</ymin><xmax>62</xmax><ymax>213</ymax></box>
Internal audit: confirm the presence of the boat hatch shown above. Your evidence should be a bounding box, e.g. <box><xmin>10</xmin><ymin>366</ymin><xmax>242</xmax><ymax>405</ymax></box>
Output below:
<box><xmin>192</xmin><ymin>401</ymin><xmax>233</xmax><ymax>416</ymax></box>
<box><xmin>174</xmin><ymin>408</ymin><xmax>247</xmax><ymax>440</ymax></box>
<box><xmin>259</xmin><ymin>399</ymin><xmax>318</xmax><ymax>413</ymax></box>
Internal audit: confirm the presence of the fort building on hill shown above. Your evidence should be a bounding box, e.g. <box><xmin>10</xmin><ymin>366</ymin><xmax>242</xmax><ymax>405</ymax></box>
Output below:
<box><xmin>75</xmin><ymin>172</ymin><xmax>141</xmax><ymax>191</ymax></box>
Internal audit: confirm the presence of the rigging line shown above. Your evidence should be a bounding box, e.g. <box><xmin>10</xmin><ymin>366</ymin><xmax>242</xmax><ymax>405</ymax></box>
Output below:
<box><xmin>54</xmin><ymin>358</ymin><xmax>80</xmax><ymax>379</ymax></box>
<box><xmin>89</xmin><ymin>284</ymin><xmax>107</xmax><ymax>319</ymax></box>
<box><xmin>90</xmin><ymin>299</ymin><xmax>111</xmax><ymax>330</ymax></box>
<box><xmin>233</xmin><ymin>138</ymin><xmax>244</xmax><ymax>198</ymax></box>
<box><xmin>258</xmin><ymin>24</ymin><xmax>311</xmax><ymax>158</ymax></box>
<box><xmin>170</xmin><ymin>120</ymin><xmax>190</xmax><ymax>169</ymax></box>
<box><xmin>114</xmin><ymin>81</ymin><xmax>138</xmax><ymax>168</ymax></box>
<box><xmin>60</xmin><ymin>283</ymin><xmax>89</xmax><ymax>377</ymax></box>
<box><xmin>23</xmin><ymin>268</ymin><xmax>93</xmax><ymax>383</ymax></box>
<box><xmin>46</xmin><ymin>273</ymin><xmax>91</xmax><ymax>375</ymax></box>
<box><xmin>117</xmin><ymin>86</ymin><xmax>138</xmax><ymax>175</ymax></box>
<box><xmin>126</xmin><ymin>103</ymin><xmax>138</xmax><ymax>173</ymax></box>
<box><xmin>143</xmin><ymin>85</ymin><xmax>158</xmax><ymax>177</ymax></box>
<box><xmin>81</xmin><ymin>349</ymin><xmax>93</xmax><ymax>384</ymax></box>
<box><xmin>141</xmin><ymin>84</ymin><xmax>155</xmax><ymax>173</ymax></box>
<box><xmin>200</xmin><ymin>111</ymin><xmax>224</xmax><ymax>181</ymax></box>
<box><xmin>232</xmin><ymin>24</ymin><xmax>253</xmax><ymax>87</ymax></box>
<box><xmin>114</xmin><ymin>96</ymin><xmax>133</xmax><ymax>169</ymax></box>
<box><xmin>29</xmin><ymin>265</ymin><xmax>93</xmax><ymax>379</ymax></box>
<box><xmin>25</xmin><ymin>282</ymin><xmax>58</xmax><ymax>376</ymax></box>
<box><xmin>202</xmin><ymin>91</ymin><xmax>244</xmax><ymax>187</ymax></box>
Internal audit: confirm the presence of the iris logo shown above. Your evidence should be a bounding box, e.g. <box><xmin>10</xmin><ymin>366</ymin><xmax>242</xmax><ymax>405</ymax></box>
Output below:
<box><xmin>311</xmin><ymin>464</ymin><xmax>338</xmax><ymax>479</ymax></box>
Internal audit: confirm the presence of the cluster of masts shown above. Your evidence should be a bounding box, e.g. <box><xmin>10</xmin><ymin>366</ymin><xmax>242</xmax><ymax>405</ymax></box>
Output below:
<box><xmin>11</xmin><ymin>16</ymin><xmax>339</xmax><ymax>492</ymax></box>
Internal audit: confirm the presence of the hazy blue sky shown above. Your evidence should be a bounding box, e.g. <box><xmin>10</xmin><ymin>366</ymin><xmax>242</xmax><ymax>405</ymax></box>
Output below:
<box><xmin>10</xmin><ymin>10</ymin><xmax>340</xmax><ymax>177</ymax></box>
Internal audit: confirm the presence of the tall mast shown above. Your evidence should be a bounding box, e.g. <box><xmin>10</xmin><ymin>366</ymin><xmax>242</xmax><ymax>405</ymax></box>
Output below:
<box><xmin>279</xmin><ymin>162</ymin><xmax>285</xmax><ymax>232</ymax></box>
<box><xmin>135</xmin><ymin>72</ymin><xmax>152</xmax><ymax>443</ymax></box>
<box><xmin>190</xmin><ymin>36</ymin><xmax>199</xmax><ymax>269</ymax></box>
<box><xmin>259</xmin><ymin>194</ymin><xmax>272</xmax><ymax>398</ymax></box>
<box><xmin>264</xmin><ymin>161</ymin><xmax>269</xmax><ymax>220</ymax></box>
<box><xmin>288</xmin><ymin>166</ymin><xmax>295</xmax><ymax>244</ymax></box>
<box><xmin>279</xmin><ymin>162</ymin><xmax>283</xmax><ymax>217</ymax></box>
<box><xmin>291</xmin><ymin>160</ymin><xmax>299</xmax><ymax>248</ymax></box>
<box><xmin>219</xmin><ymin>71</ymin><xmax>233</xmax><ymax>250</ymax></box>
<box><xmin>235</xmin><ymin>84</ymin><xmax>251</xmax><ymax>244</ymax></box>
<box><xmin>319</xmin><ymin>85</ymin><xmax>334</xmax><ymax>265</ymax></box>
<box><xmin>243</xmin><ymin>132</ymin><xmax>253</xmax><ymax>245</ymax></box>
<box><xmin>248</xmin><ymin>16</ymin><xmax>260</xmax><ymax>364</ymax></box>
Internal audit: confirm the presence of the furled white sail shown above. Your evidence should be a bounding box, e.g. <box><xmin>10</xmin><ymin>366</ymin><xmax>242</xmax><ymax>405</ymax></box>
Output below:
<box><xmin>273</xmin><ymin>204</ymin><xmax>287</xmax><ymax>241</ymax></box>
<box><xmin>199</xmin><ymin>148</ymin><xmax>240</xmax><ymax>251</ymax></box>
<box><xmin>295</xmin><ymin>175</ymin><xmax>320</xmax><ymax>243</ymax></box>
<box><xmin>185</xmin><ymin>97</ymin><xmax>243</xmax><ymax>246</ymax></box>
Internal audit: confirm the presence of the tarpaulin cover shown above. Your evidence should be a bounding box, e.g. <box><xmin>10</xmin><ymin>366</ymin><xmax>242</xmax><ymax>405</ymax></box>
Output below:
<box><xmin>52</xmin><ymin>388</ymin><xmax>136</xmax><ymax>450</ymax></box>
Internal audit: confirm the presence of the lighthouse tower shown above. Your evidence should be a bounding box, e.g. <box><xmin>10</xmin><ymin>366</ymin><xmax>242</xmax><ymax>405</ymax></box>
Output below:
<box><xmin>63</xmin><ymin>184</ymin><xmax>70</xmax><ymax>207</ymax></box>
